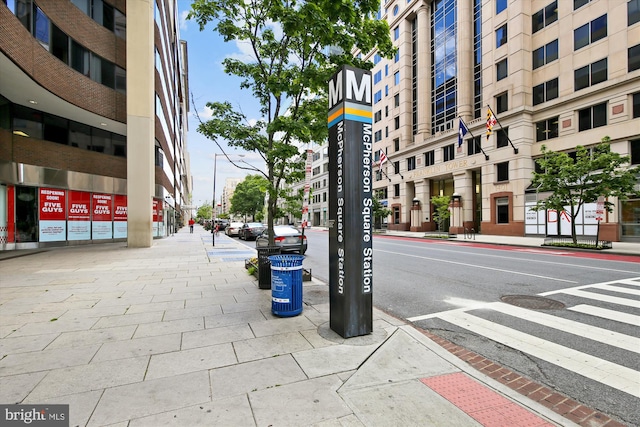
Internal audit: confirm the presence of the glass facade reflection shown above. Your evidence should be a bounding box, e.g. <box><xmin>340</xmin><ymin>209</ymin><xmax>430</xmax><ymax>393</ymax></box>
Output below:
<box><xmin>431</xmin><ymin>0</ymin><xmax>457</xmax><ymax>134</ymax></box>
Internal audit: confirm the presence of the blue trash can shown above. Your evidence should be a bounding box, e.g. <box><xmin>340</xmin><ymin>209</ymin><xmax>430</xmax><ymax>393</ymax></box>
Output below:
<box><xmin>268</xmin><ymin>255</ymin><xmax>304</xmax><ymax>317</ymax></box>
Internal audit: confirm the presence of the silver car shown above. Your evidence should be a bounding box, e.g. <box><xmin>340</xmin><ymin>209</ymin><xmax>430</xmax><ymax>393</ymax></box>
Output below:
<box><xmin>225</xmin><ymin>222</ymin><xmax>244</xmax><ymax>237</ymax></box>
<box><xmin>256</xmin><ymin>225</ymin><xmax>307</xmax><ymax>254</ymax></box>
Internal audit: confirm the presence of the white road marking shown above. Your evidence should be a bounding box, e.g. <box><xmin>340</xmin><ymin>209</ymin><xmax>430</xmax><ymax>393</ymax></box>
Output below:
<box><xmin>544</xmin><ymin>289</ymin><xmax>640</xmax><ymax>308</ymax></box>
<box><xmin>375</xmin><ymin>249</ymin><xmax>579</xmax><ymax>283</ymax></box>
<box><xmin>438</xmin><ymin>310</ymin><xmax>640</xmax><ymax>398</ymax></box>
<box><xmin>487</xmin><ymin>302</ymin><xmax>640</xmax><ymax>353</ymax></box>
<box><xmin>593</xmin><ymin>284</ymin><xmax>640</xmax><ymax>296</ymax></box>
<box><xmin>568</xmin><ymin>305</ymin><xmax>640</xmax><ymax>326</ymax></box>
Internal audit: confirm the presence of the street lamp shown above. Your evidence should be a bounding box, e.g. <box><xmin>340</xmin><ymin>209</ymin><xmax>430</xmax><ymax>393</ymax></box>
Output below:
<box><xmin>212</xmin><ymin>153</ymin><xmax>245</xmax><ymax>246</ymax></box>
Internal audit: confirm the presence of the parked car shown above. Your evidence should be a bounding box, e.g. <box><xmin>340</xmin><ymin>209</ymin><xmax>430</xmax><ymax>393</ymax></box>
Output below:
<box><xmin>255</xmin><ymin>225</ymin><xmax>307</xmax><ymax>254</ymax></box>
<box><xmin>214</xmin><ymin>219</ymin><xmax>229</xmax><ymax>231</ymax></box>
<box><xmin>225</xmin><ymin>222</ymin><xmax>244</xmax><ymax>237</ymax></box>
<box><xmin>238</xmin><ymin>222</ymin><xmax>265</xmax><ymax>240</ymax></box>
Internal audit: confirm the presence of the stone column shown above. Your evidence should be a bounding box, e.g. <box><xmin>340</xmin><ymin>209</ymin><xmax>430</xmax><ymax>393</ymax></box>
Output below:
<box><xmin>416</xmin><ymin>5</ymin><xmax>431</xmax><ymax>135</ymax></box>
<box><xmin>453</xmin><ymin>170</ymin><xmax>474</xmax><ymax>233</ymax></box>
<box><xmin>126</xmin><ymin>0</ymin><xmax>154</xmax><ymax>247</ymax></box>
<box><xmin>457</xmin><ymin>0</ymin><xmax>473</xmax><ymax>120</ymax></box>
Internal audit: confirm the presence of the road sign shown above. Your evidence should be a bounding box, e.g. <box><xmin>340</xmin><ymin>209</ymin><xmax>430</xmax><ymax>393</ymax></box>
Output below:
<box><xmin>595</xmin><ymin>196</ymin><xmax>604</xmax><ymax>222</ymax></box>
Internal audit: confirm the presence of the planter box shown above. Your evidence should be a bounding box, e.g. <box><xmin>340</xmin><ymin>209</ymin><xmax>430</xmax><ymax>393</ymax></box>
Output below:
<box><xmin>245</xmin><ymin>259</ymin><xmax>312</xmax><ymax>281</ymax></box>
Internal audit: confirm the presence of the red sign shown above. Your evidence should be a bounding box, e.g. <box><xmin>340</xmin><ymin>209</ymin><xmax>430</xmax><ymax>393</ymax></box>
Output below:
<box><xmin>68</xmin><ymin>191</ymin><xmax>91</xmax><ymax>221</ymax></box>
<box><xmin>114</xmin><ymin>195</ymin><xmax>127</xmax><ymax>221</ymax></box>
<box><xmin>39</xmin><ymin>188</ymin><xmax>66</xmax><ymax>220</ymax></box>
<box><xmin>595</xmin><ymin>196</ymin><xmax>605</xmax><ymax>222</ymax></box>
<box><xmin>92</xmin><ymin>193</ymin><xmax>113</xmax><ymax>221</ymax></box>
<box><xmin>153</xmin><ymin>199</ymin><xmax>159</xmax><ymax>222</ymax></box>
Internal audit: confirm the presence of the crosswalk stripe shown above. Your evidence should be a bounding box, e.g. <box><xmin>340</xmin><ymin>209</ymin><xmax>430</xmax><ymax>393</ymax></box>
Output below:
<box><xmin>438</xmin><ymin>311</ymin><xmax>640</xmax><ymax>398</ymax></box>
<box><xmin>593</xmin><ymin>284</ymin><xmax>640</xmax><ymax>296</ymax></box>
<box><xmin>552</xmin><ymin>289</ymin><xmax>640</xmax><ymax>308</ymax></box>
<box><xmin>568</xmin><ymin>304</ymin><xmax>640</xmax><ymax>326</ymax></box>
<box><xmin>487</xmin><ymin>302</ymin><xmax>640</xmax><ymax>353</ymax></box>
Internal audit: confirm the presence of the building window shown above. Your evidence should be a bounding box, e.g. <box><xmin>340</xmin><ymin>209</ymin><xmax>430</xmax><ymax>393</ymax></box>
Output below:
<box><xmin>533</xmin><ymin>39</ymin><xmax>558</xmax><ymax>69</ymax></box>
<box><xmin>496</xmin><ymin>0</ymin><xmax>507</xmax><ymax>14</ymax></box>
<box><xmin>631</xmin><ymin>140</ymin><xmax>640</xmax><ymax>165</ymax></box>
<box><xmin>394</xmin><ymin>138</ymin><xmax>400</xmax><ymax>151</ymax></box>
<box><xmin>634</xmin><ymin>92</ymin><xmax>640</xmax><ymax>118</ymax></box>
<box><xmin>407</xmin><ymin>156</ymin><xmax>416</xmax><ymax>171</ymax></box>
<box><xmin>394</xmin><ymin>94</ymin><xmax>400</xmax><ymax>107</ymax></box>
<box><xmin>385</xmin><ymin>106</ymin><xmax>389</xmax><ymax>117</ymax></box>
<box><xmin>630</xmin><ymin>0</ymin><xmax>640</xmax><ymax>26</ymax></box>
<box><xmin>575</xmin><ymin>58</ymin><xmax>607</xmax><ymax>91</ymax></box>
<box><xmin>496</xmin><ymin>197</ymin><xmax>509</xmax><ymax>223</ymax></box>
<box><xmin>496</xmin><ymin>92</ymin><xmax>508</xmax><ymax>114</ymax></box>
<box><xmin>394</xmin><ymin>184</ymin><xmax>400</xmax><ymax>197</ymax></box>
<box><xmin>574</xmin><ymin>14</ymin><xmax>607</xmax><ymax>51</ymax></box>
<box><xmin>532</xmin><ymin>1</ymin><xmax>558</xmax><ymax>33</ymax></box>
<box><xmin>630</xmin><ymin>43</ymin><xmax>640</xmax><ymax>72</ymax></box>
<box><xmin>496</xmin><ymin>24</ymin><xmax>507</xmax><ymax>48</ymax></box>
<box><xmin>425</xmin><ymin>150</ymin><xmax>435</xmax><ymax>166</ymax></box>
<box><xmin>496</xmin><ymin>58</ymin><xmax>508</xmax><ymax>81</ymax></box>
<box><xmin>533</xmin><ymin>78</ymin><xmax>559</xmax><ymax>106</ymax></box>
<box><xmin>385</xmin><ymin>85</ymin><xmax>389</xmax><ymax>96</ymax></box>
<box><xmin>394</xmin><ymin>26</ymin><xmax>400</xmax><ymax>40</ymax></box>
<box><xmin>578</xmin><ymin>102</ymin><xmax>607</xmax><ymax>131</ymax></box>
<box><xmin>374</xmin><ymin>90</ymin><xmax>382</xmax><ymax>104</ymax></box>
<box><xmin>373</xmin><ymin>53</ymin><xmax>381</xmax><ymax>64</ymax></box>
<box><xmin>394</xmin><ymin>116</ymin><xmax>400</xmax><ymax>130</ymax></box>
<box><xmin>443</xmin><ymin>144</ymin><xmax>455</xmax><ymax>162</ymax></box>
<box><xmin>394</xmin><ymin>161</ymin><xmax>400</xmax><ymax>174</ymax></box>
<box><xmin>374</xmin><ymin>70</ymin><xmax>382</xmax><ymax>84</ymax></box>
<box><xmin>374</xmin><ymin>130</ymin><xmax>382</xmax><ymax>142</ymax></box>
<box><xmin>393</xmin><ymin>5</ymin><xmax>399</xmax><ymax>16</ymax></box>
<box><xmin>468</xmin><ymin>136</ymin><xmax>482</xmax><ymax>155</ymax></box>
<box><xmin>394</xmin><ymin>71</ymin><xmax>400</xmax><ymax>85</ymax></box>
<box><xmin>496</xmin><ymin>162</ymin><xmax>509</xmax><ymax>182</ymax></box>
<box><xmin>535</xmin><ymin>117</ymin><xmax>559</xmax><ymax>142</ymax></box>
<box><xmin>374</xmin><ymin>110</ymin><xmax>382</xmax><ymax>123</ymax></box>
<box><xmin>431</xmin><ymin>0</ymin><xmax>457</xmax><ymax>134</ymax></box>
<box><xmin>385</xmin><ymin>126</ymin><xmax>389</xmax><ymax>138</ymax></box>
<box><xmin>395</xmin><ymin>49</ymin><xmax>400</xmax><ymax>63</ymax></box>
<box><xmin>574</xmin><ymin>0</ymin><xmax>591</xmax><ymax>10</ymax></box>
<box><xmin>496</xmin><ymin>128</ymin><xmax>509</xmax><ymax>148</ymax></box>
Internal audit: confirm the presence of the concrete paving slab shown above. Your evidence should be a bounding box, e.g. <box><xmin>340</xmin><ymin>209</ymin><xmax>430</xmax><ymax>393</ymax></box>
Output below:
<box><xmin>162</xmin><ymin>305</ymin><xmax>223</xmax><ymax>322</ymax></box>
<box><xmin>145</xmin><ymin>343</ymin><xmax>237</xmax><ymax>380</ymax></box>
<box><xmin>249</xmin><ymin>375</ymin><xmax>352</xmax><ymax>426</ymax></box>
<box><xmin>299</xmin><ymin>328</ymin><xmax>339</xmax><ymax>349</ymax></box>
<box><xmin>0</xmin><ymin>345</ymin><xmax>100</xmax><ymax>376</ymax></box>
<box><xmin>46</xmin><ymin>325</ymin><xmax>136</xmax><ymax>349</ymax></box>
<box><xmin>87</xmin><ymin>371</ymin><xmax>211</xmax><ymax>427</ymax></box>
<box><xmin>128</xmin><ymin>395</ymin><xmax>255</xmax><ymax>427</ymax></box>
<box><xmin>133</xmin><ymin>317</ymin><xmax>204</xmax><ymax>338</ymax></box>
<box><xmin>0</xmin><ymin>371</ymin><xmax>47</xmax><ymax>403</ymax></box>
<box><xmin>203</xmin><ymin>310</ymin><xmax>267</xmax><ymax>329</ymax></box>
<box><xmin>293</xmin><ymin>341</ymin><xmax>382</xmax><ymax>379</ymax></box>
<box><xmin>209</xmin><ymin>354</ymin><xmax>307</xmax><ymax>399</ymax></box>
<box><xmin>56</xmin><ymin>305</ymin><xmax>128</xmax><ymax>319</ymax></box>
<box><xmin>151</xmin><ymin>291</ymin><xmax>203</xmax><ymax>303</ymax></box>
<box><xmin>125</xmin><ymin>300</ymin><xmax>186</xmax><ymax>314</ymax></box>
<box><xmin>249</xmin><ymin>315</ymin><xmax>317</xmax><ymax>337</ymax></box>
<box><xmin>233</xmin><ymin>331</ymin><xmax>314</xmax><ymax>363</ymax></box>
<box><xmin>339</xmin><ymin>329</ymin><xmax>458</xmax><ymax>392</ymax></box>
<box><xmin>92</xmin><ymin>295</ymin><xmax>154</xmax><ymax>308</ymax></box>
<box><xmin>26</xmin><ymin>355</ymin><xmax>149</xmax><ymax>401</ymax></box>
<box><xmin>24</xmin><ymin>390</ymin><xmax>103</xmax><ymax>427</ymax></box>
<box><xmin>91</xmin><ymin>312</ymin><xmax>164</xmax><ymax>329</ymax></box>
<box><xmin>314</xmin><ymin>414</ymin><xmax>366</xmax><ymax>427</ymax></box>
<box><xmin>0</xmin><ymin>323</ymin><xmax>22</xmax><ymax>339</ymax></box>
<box><xmin>92</xmin><ymin>333</ymin><xmax>182</xmax><ymax>362</ymax></box>
<box><xmin>181</xmin><ymin>323</ymin><xmax>255</xmax><ymax>349</ymax></box>
<box><xmin>0</xmin><ymin>333</ymin><xmax>59</xmax><ymax>354</ymax></box>
<box><xmin>220</xmin><ymin>301</ymin><xmax>267</xmax><ymax>314</ymax></box>
<box><xmin>184</xmin><ymin>295</ymin><xmax>237</xmax><ymax>308</ymax></box>
<box><xmin>341</xmin><ymin>380</ymin><xmax>482</xmax><ymax>427</ymax></box>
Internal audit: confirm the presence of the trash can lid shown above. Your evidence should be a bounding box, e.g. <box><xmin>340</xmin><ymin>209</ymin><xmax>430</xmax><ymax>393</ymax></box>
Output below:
<box><xmin>268</xmin><ymin>255</ymin><xmax>304</xmax><ymax>266</ymax></box>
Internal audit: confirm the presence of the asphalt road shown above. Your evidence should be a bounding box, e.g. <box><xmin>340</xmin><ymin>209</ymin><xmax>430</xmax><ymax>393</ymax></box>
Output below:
<box><xmin>286</xmin><ymin>229</ymin><xmax>640</xmax><ymax>426</ymax></box>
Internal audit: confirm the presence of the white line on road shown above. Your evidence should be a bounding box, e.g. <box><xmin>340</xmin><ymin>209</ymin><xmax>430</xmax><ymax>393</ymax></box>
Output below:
<box><xmin>593</xmin><ymin>284</ymin><xmax>640</xmax><ymax>296</ymax></box>
<box><xmin>487</xmin><ymin>302</ymin><xmax>640</xmax><ymax>353</ymax></box>
<box><xmin>543</xmin><ymin>288</ymin><xmax>640</xmax><ymax>308</ymax></box>
<box><xmin>568</xmin><ymin>305</ymin><xmax>640</xmax><ymax>326</ymax></box>
<box><xmin>375</xmin><ymin>249</ymin><xmax>579</xmax><ymax>283</ymax></box>
<box><xmin>438</xmin><ymin>310</ymin><xmax>640</xmax><ymax>398</ymax></box>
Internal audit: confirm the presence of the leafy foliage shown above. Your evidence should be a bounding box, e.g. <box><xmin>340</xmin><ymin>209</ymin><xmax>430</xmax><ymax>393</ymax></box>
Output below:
<box><xmin>196</xmin><ymin>202</ymin><xmax>212</xmax><ymax>220</ymax></box>
<box><xmin>431</xmin><ymin>195</ymin><xmax>451</xmax><ymax>232</ymax></box>
<box><xmin>230</xmin><ymin>175</ymin><xmax>269</xmax><ymax>221</ymax></box>
<box><xmin>188</xmin><ymin>0</ymin><xmax>394</xmax><ymax>243</ymax></box>
<box><xmin>531</xmin><ymin>136</ymin><xmax>639</xmax><ymax>243</ymax></box>
<box><xmin>372</xmin><ymin>195</ymin><xmax>391</xmax><ymax>229</ymax></box>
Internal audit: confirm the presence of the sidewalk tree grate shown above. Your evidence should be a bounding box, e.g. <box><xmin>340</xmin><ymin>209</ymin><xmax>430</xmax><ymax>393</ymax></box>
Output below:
<box><xmin>501</xmin><ymin>295</ymin><xmax>565</xmax><ymax>310</ymax></box>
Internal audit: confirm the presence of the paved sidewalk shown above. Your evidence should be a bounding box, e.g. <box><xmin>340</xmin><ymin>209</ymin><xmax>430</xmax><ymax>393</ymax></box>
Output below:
<box><xmin>0</xmin><ymin>225</ymin><xmax>621</xmax><ymax>426</ymax></box>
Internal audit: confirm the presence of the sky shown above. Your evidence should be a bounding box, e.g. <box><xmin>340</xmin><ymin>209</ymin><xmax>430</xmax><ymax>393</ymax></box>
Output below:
<box><xmin>177</xmin><ymin>2</ymin><xmax>266</xmax><ymax>211</ymax></box>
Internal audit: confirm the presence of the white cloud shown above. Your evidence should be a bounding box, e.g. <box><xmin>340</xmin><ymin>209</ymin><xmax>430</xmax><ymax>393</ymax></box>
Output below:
<box><xmin>179</xmin><ymin>10</ymin><xmax>190</xmax><ymax>31</ymax></box>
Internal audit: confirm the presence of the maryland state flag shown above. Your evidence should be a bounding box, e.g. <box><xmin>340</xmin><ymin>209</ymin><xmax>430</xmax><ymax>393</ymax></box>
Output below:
<box><xmin>486</xmin><ymin>109</ymin><xmax>497</xmax><ymax>139</ymax></box>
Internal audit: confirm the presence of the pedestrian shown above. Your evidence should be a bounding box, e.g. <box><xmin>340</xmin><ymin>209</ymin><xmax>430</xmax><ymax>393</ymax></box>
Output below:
<box><xmin>214</xmin><ymin>223</ymin><xmax>219</xmax><ymax>236</ymax></box>
<box><xmin>189</xmin><ymin>218</ymin><xmax>195</xmax><ymax>233</ymax></box>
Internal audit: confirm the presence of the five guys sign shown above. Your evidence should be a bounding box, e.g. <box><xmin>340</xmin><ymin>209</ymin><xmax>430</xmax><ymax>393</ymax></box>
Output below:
<box><xmin>327</xmin><ymin>66</ymin><xmax>373</xmax><ymax>338</ymax></box>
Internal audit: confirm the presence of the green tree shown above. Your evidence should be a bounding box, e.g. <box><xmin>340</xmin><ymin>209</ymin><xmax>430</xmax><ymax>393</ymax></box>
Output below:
<box><xmin>372</xmin><ymin>195</ymin><xmax>391</xmax><ymax>230</ymax></box>
<box><xmin>196</xmin><ymin>202</ymin><xmax>212</xmax><ymax>221</ymax></box>
<box><xmin>531</xmin><ymin>136</ymin><xmax>639</xmax><ymax>244</ymax></box>
<box><xmin>230</xmin><ymin>175</ymin><xmax>269</xmax><ymax>221</ymax></box>
<box><xmin>188</xmin><ymin>0</ymin><xmax>394</xmax><ymax>244</ymax></box>
<box><xmin>431</xmin><ymin>195</ymin><xmax>451</xmax><ymax>233</ymax></box>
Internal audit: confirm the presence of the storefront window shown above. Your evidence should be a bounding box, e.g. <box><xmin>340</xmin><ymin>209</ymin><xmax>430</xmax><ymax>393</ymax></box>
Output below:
<box><xmin>621</xmin><ymin>198</ymin><xmax>640</xmax><ymax>238</ymax></box>
<box><xmin>15</xmin><ymin>186</ymin><xmax>38</xmax><ymax>242</ymax></box>
<box><xmin>497</xmin><ymin>197</ymin><xmax>509</xmax><ymax>224</ymax></box>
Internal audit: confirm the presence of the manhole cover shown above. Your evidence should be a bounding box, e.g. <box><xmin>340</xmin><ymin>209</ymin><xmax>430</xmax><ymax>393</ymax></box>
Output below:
<box><xmin>500</xmin><ymin>295</ymin><xmax>565</xmax><ymax>310</ymax></box>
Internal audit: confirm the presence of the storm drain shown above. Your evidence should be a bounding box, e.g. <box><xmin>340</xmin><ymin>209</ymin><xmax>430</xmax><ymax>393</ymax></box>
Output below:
<box><xmin>500</xmin><ymin>295</ymin><xmax>565</xmax><ymax>310</ymax></box>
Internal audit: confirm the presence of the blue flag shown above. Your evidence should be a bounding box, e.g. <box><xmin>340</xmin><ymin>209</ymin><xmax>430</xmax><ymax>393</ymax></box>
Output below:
<box><xmin>458</xmin><ymin>118</ymin><xmax>468</xmax><ymax>147</ymax></box>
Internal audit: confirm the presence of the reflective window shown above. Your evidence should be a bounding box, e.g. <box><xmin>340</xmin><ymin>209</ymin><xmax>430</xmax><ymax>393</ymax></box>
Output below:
<box><xmin>630</xmin><ymin>0</ymin><xmax>640</xmax><ymax>26</ymax></box>
<box><xmin>496</xmin><ymin>0</ymin><xmax>507</xmax><ymax>14</ymax></box>
<box><xmin>574</xmin><ymin>14</ymin><xmax>607</xmax><ymax>50</ymax></box>
<box><xmin>535</xmin><ymin>117</ymin><xmax>558</xmax><ymax>142</ymax></box>
<box><xmin>496</xmin><ymin>24</ymin><xmax>507</xmax><ymax>48</ymax></box>
<box><xmin>532</xmin><ymin>1</ymin><xmax>557</xmax><ymax>33</ymax></box>
<box><xmin>496</xmin><ymin>58</ymin><xmax>508</xmax><ymax>80</ymax></box>
<box><xmin>15</xmin><ymin>186</ymin><xmax>38</xmax><ymax>242</ymax></box>
<box><xmin>69</xmin><ymin>121</ymin><xmax>91</xmax><ymax>150</ymax></box>
<box><xmin>51</xmin><ymin>24</ymin><xmax>69</xmax><ymax>63</ymax></box>
<box><xmin>496</xmin><ymin>197</ymin><xmax>509</xmax><ymax>223</ymax></box>
<box><xmin>44</xmin><ymin>114</ymin><xmax>68</xmax><ymax>145</ymax></box>
<box><xmin>497</xmin><ymin>128</ymin><xmax>509</xmax><ymax>148</ymax></box>
<box><xmin>578</xmin><ymin>102</ymin><xmax>607</xmax><ymax>131</ymax></box>
<box><xmin>496</xmin><ymin>92</ymin><xmax>508</xmax><ymax>113</ymax></box>
<box><xmin>34</xmin><ymin>7</ymin><xmax>49</xmax><ymax>50</ymax></box>
<box><xmin>13</xmin><ymin>105</ymin><xmax>43</xmax><ymax>139</ymax></box>
<box><xmin>431</xmin><ymin>0</ymin><xmax>457</xmax><ymax>134</ymax></box>
<box><xmin>497</xmin><ymin>162</ymin><xmax>509</xmax><ymax>182</ymax></box>
<box><xmin>630</xmin><ymin>43</ymin><xmax>640</xmax><ymax>72</ymax></box>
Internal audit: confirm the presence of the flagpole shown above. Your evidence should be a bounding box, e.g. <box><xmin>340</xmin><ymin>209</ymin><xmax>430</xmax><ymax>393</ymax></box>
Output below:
<box><xmin>487</xmin><ymin>105</ymin><xmax>518</xmax><ymax>154</ymax></box>
<box><xmin>459</xmin><ymin>117</ymin><xmax>489</xmax><ymax>161</ymax></box>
